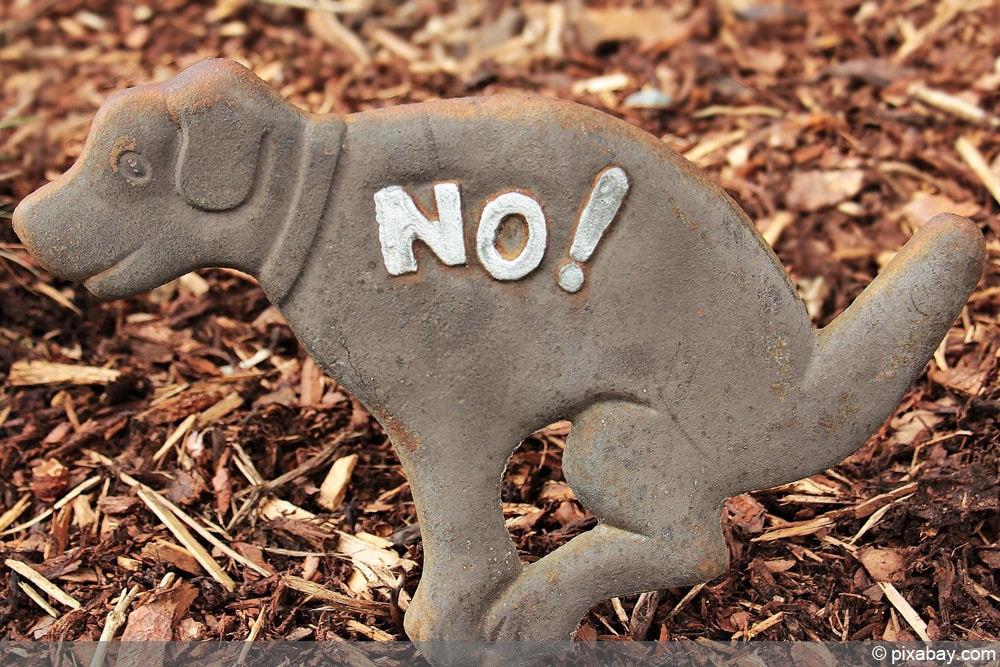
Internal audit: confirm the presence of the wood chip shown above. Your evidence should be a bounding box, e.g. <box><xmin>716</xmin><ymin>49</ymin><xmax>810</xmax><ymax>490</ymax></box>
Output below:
<box><xmin>575</xmin><ymin>7</ymin><xmax>700</xmax><ymax>52</ymax></box>
<box><xmin>18</xmin><ymin>581</ymin><xmax>60</xmax><ymax>617</ymax></box>
<box><xmin>92</xmin><ymin>584</ymin><xmax>142</xmax><ymax>667</ymax></box>
<box><xmin>736</xmin><ymin>611</ymin><xmax>786</xmax><ymax>640</ymax></box>
<box><xmin>4</xmin><ymin>559</ymin><xmax>82</xmax><ymax>609</ymax></box>
<box><xmin>900</xmin><ymin>192</ymin><xmax>980</xmax><ymax>229</ymax></box>
<box><xmin>756</xmin><ymin>481</ymin><xmax>919</xmax><ymax>544</ymax></box>
<box><xmin>259</xmin><ymin>497</ymin><xmax>316</xmax><ymax>521</ymax></box>
<box><xmin>345</xmin><ymin>618</ymin><xmax>394</xmax><ymax>641</ymax></box>
<box><xmin>879</xmin><ymin>581</ymin><xmax>931</xmax><ymax>641</ymax></box>
<box><xmin>759</xmin><ymin>211</ymin><xmax>795</xmax><ymax>248</ymax></box>
<box><xmin>250</xmin><ymin>430</ymin><xmax>361</xmax><ymax>496</ymax></box>
<box><xmin>858</xmin><ymin>547</ymin><xmax>908</xmax><ymax>583</ymax></box>
<box><xmin>153</xmin><ymin>413</ymin><xmax>198</xmax><ymax>463</ymax></box>
<box><xmin>664</xmin><ymin>583</ymin><xmax>705</xmax><ymax>621</ymax></box>
<box><xmin>849</xmin><ymin>498</ymin><xmax>904</xmax><ymax>544</ymax></box>
<box><xmin>237</xmin><ymin>604</ymin><xmax>267</xmax><ymax>665</ymax></box>
<box><xmin>764</xmin><ymin>558</ymin><xmax>797</xmax><ymax>573</ymax></box>
<box><xmin>299</xmin><ymin>357</ymin><xmax>326</xmax><ymax>406</ymax></box>
<box><xmin>194</xmin><ymin>391</ymin><xmax>244</xmax><ymax>428</ymax></box>
<box><xmin>853</xmin><ymin>482</ymin><xmax>918</xmax><ymax>519</ymax></box>
<box><xmin>130</xmin><ymin>483</ymin><xmax>236</xmax><ymax>591</ymax></box>
<box><xmin>786</xmin><ymin>169</ymin><xmax>865</xmax><ymax>212</ymax></box>
<box><xmin>9</xmin><ymin>360</ymin><xmax>121</xmax><ymax>386</ymax></box>
<box><xmin>753</xmin><ymin>515</ymin><xmax>834</xmax><ymax>542</ymax></box>
<box><xmin>370</xmin><ymin>27</ymin><xmax>424</xmax><ymax>62</ymax></box>
<box><xmin>282</xmin><ymin>575</ymin><xmax>390</xmax><ymax>613</ymax></box>
<box><xmin>908</xmin><ymin>82</ymin><xmax>999</xmax><ymax>126</ymax></box>
<box><xmin>570</xmin><ymin>72</ymin><xmax>632</xmax><ymax>96</ymax></box>
<box><xmin>1</xmin><ymin>476</ymin><xmax>99</xmax><ymax>537</ymax></box>
<box><xmin>0</xmin><ymin>494</ymin><xmax>32</xmax><ymax>532</ymax></box>
<box><xmin>178</xmin><ymin>271</ymin><xmax>210</xmax><ymax>296</ymax></box>
<box><xmin>318</xmin><ymin>453</ymin><xmax>358</xmax><ymax>511</ymax></box>
<box><xmin>956</xmin><ymin>135</ymin><xmax>1000</xmax><ymax>206</ymax></box>
<box><xmin>120</xmin><ymin>473</ymin><xmax>268</xmax><ymax>578</ymax></box>
<box><xmin>30</xmin><ymin>281</ymin><xmax>82</xmax><ymax>315</ymax></box>
<box><xmin>140</xmin><ymin>540</ymin><xmax>204</xmax><ymax>576</ymax></box>
<box><xmin>894</xmin><ymin>0</ymin><xmax>993</xmax><ymax>63</ymax></box>
<box><xmin>777</xmin><ymin>493</ymin><xmax>846</xmax><ymax>506</ymax></box>
<box><xmin>628</xmin><ymin>590</ymin><xmax>662</xmax><ymax>639</ymax></box>
<box><xmin>684</xmin><ymin>129</ymin><xmax>747</xmax><ymax>166</ymax></box>
<box><xmin>693</xmin><ymin>105</ymin><xmax>784</xmax><ymax>119</ymax></box>
<box><xmin>305</xmin><ymin>9</ymin><xmax>370</xmax><ymax>63</ymax></box>
<box><xmin>338</xmin><ymin>530</ymin><xmax>416</xmax><ymax>571</ymax></box>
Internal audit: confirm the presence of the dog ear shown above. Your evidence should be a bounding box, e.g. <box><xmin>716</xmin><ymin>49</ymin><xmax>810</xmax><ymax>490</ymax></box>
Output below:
<box><xmin>163</xmin><ymin>60</ymin><xmax>280</xmax><ymax>212</ymax></box>
<box><xmin>175</xmin><ymin>102</ymin><xmax>264</xmax><ymax>211</ymax></box>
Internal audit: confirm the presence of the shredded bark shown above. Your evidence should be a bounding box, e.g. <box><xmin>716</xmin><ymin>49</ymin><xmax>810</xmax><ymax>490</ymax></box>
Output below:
<box><xmin>1</xmin><ymin>0</ymin><xmax>999</xmax><ymax>648</ymax></box>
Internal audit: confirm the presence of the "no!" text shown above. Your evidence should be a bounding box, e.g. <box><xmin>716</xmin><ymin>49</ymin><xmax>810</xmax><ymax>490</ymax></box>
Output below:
<box><xmin>374</xmin><ymin>166</ymin><xmax>629</xmax><ymax>293</ymax></box>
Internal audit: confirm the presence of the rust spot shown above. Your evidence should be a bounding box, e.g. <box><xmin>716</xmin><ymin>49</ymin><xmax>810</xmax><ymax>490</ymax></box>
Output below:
<box><xmin>671</xmin><ymin>204</ymin><xmax>700</xmax><ymax>230</ymax></box>
<box><xmin>698</xmin><ymin>553</ymin><xmax>725</xmax><ymax>579</ymax></box>
<box><xmin>818</xmin><ymin>393</ymin><xmax>860</xmax><ymax>434</ymax></box>
<box><xmin>109</xmin><ymin>134</ymin><xmax>137</xmax><ymax>172</ymax></box>
<box><xmin>372</xmin><ymin>408</ymin><xmax>420</xmax><ymax>452</ymax></box>
<box><xmin>770</xmin><ymin>381</ymin><xmax>787</xmax><ymax>401</ymax></box>
<box><xmin>878</xmin><ymin>351</ymin><xmax>912</xmax><ymax>381</ymax></box>
<box><xmin>494</xmin><ymin>213</ymin><xmax>529</xmax><ymax>260</ymax></box>
<box><xmin>765</xmin><ymin>335</ymin><xmax>793</xmax><ymax>401</ymax></box>
<box><xmin>403</xmin><ymin>598</ymin><xmax>437</xmax><ymax>641</ymax></box>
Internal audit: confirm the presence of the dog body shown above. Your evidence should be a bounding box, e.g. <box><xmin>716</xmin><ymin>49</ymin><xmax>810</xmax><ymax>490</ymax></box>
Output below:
<box><xmin>14</xmin><ymin>60</ymin><xmax>985</xmax><ymax>650</ymax></box>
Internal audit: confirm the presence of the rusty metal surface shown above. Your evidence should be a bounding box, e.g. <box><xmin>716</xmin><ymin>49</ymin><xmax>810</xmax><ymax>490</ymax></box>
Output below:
<box><xmin>12</xmin><ymin>58</ymin><xmax>986</xmax><ymax>660</ymax></box>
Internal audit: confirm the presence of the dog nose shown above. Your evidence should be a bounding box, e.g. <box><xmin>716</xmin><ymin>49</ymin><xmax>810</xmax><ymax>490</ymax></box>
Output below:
<box><xmin>11</xmin><ymin>189</ymin><xmax>64</xmax><ymax>277</ymax></box>
<box><xmin>11</xmin><ymin>194</ymin><xmax>35</xmax><ymax>247</ymax></box>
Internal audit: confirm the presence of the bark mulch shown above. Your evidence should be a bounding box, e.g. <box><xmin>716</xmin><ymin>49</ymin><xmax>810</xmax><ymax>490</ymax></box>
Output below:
<box><xmin>1</xmin><ymin>0</ymin><xmax>999</xmax><ymax>654</ymax></box>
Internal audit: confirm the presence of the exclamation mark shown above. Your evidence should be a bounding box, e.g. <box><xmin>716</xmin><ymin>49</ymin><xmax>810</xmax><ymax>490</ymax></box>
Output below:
<box><xmin>557</xmin><ymin>166</ymin><xmax>630</xmax><ymax>293</ymax></box>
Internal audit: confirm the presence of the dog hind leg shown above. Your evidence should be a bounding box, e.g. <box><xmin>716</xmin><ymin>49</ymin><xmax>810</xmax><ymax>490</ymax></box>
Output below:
<box><xmin>483</xmin><ymin>400</ymin><xmax>729</xmax><ymax>640</ymax></box>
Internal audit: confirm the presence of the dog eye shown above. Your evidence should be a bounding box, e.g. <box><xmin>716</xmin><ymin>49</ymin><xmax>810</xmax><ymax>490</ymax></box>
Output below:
<box><xmin>117</xmin><ymin>151</ymin><xmax>151</xmax><ymax>185</ymax></box>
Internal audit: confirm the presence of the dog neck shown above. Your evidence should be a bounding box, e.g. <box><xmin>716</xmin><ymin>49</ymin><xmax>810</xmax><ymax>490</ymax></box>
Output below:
<box><xmin>257</xmin><ymin>117</ymin><xmax>345</xmax><ymax>305</ymax></box>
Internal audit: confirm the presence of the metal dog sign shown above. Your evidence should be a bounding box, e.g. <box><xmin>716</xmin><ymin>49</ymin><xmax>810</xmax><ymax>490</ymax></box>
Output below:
<box><xmin>13</xmin><ymin>59</ymin><xmax>985</xmax><ymax>659</ymax></box>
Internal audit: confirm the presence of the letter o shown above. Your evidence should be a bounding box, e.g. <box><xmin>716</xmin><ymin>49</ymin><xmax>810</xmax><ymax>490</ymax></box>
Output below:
<box><xmin>476</xmin><ymin>192</ymin><xmax>547</xmax><ymax>280</ymax></box>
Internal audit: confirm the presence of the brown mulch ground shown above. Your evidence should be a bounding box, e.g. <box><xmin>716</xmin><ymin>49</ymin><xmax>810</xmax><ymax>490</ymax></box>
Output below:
<box><xmin>2</xmin><ymin>0</ymin><xmax>999</xmax><ymax>651</ymax></box>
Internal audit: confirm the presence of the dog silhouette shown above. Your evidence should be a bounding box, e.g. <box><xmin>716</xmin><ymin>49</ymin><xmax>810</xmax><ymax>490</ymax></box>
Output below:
<box><xmin>13</xmin><ymin>59</ymin><xmax>985</xmax><ymax>654</ymax></box>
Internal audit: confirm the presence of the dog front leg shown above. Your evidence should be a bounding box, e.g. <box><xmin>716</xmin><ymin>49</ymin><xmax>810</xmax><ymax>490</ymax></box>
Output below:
<box><xmin>379</xmin><ymin>420</ymin><xmax>524</xmax><ymax>646</ymax></box>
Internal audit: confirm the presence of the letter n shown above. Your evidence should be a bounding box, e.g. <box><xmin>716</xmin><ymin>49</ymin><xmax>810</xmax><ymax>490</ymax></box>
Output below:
<box><xmin>374</xmin><ymin>183</ymin><xmax>467</xmax><ymax>275</ymax></box>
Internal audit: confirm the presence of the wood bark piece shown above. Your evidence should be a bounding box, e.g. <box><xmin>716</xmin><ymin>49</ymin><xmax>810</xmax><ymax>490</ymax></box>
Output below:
<box><xmin>956</xmin><ymin>136</ymin><xmax>1000</xmax><ymax>206</ymax></box>
<box><xmin>127</xmin><ymin>480</ymin><xmax>236</xmax><ymax>591</ymax></box>
<box><xmin>91</xmin><ymin>584</ymin><xmax>142</xmax><ymax>667</ymax></box>
<box><xmin>4</xmin><ymin>559</ymin><xmax>81</xmax><ymax>610</ymax></box>
<box><xmin>318</xmin><ymin>453</ymin><xmax>358</xmax><ymax>510</ymax></box>
<box><xmin>140</xmin><ymin>540</ymin><xmax>205</xmax><ymax>576</ymax></box>
<box><xmin>120</xmin><ymin>473</ymin><xmax>271</xmax><ymax>579</ymax></box>
<box><xmin>283</xmin><ymin>575</ymin><xmax>391</xmax><ymax>614</ymax></box>
<box><xmin>18</xmin><ymin>581</ymin><xmax>60</xmax><ymax>618</ymax></box>
<box><xmin>879</xmin><ymin>581</ymin><xmax>931</xmax><ymax>641</ymax></box>
<box><xmin>9</xmin><ymin>360</ymin><xmax>121</xmax><ymax>386</ymax></box>
<box><xmin>0</xmin><ymin>494</ymin><xmax>32</xmax><ymax>532</ymax></box>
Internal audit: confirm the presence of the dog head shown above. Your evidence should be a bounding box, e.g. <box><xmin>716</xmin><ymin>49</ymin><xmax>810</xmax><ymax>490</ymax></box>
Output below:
<box><xmin>13</xmin><ymin>58</ymin><xmax>293</xmax><ymax>300</ymax></box>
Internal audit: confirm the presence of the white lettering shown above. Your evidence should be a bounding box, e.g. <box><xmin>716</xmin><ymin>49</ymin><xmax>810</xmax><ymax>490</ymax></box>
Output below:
<box><xmin>476</xmin><ymin>192</ymin><xmax>547</xmax><ymax>281</ymax></box>
<box><xmin>373</xmin><ymin>166</ymin><xmax>630</xmax><ymax>290</ymax></box>
<box><xmin>558</xmin><ymin>166</ymin><xmax>630</xmax><ymax>293</ymax></box>
<box><xmin>374</xmin><ymin>183</ymin><xmax>466</xmax><ymax>276</ymax></box>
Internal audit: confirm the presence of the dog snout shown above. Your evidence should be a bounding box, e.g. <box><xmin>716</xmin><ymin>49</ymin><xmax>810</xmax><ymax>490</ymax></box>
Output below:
<box><xmin>12</xmin><ymin>180</ymin><xmax>106</xmax><ymax>283</ymax></box>
<box><xmin>11</xmin><ymin>193</ymin><xmax>32</xmax><ymax>246</ymax></box>
<box><xmin>12</xmin><ymin>186</ymin><xmax>57</xmax><ymax>274</ymax></box>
